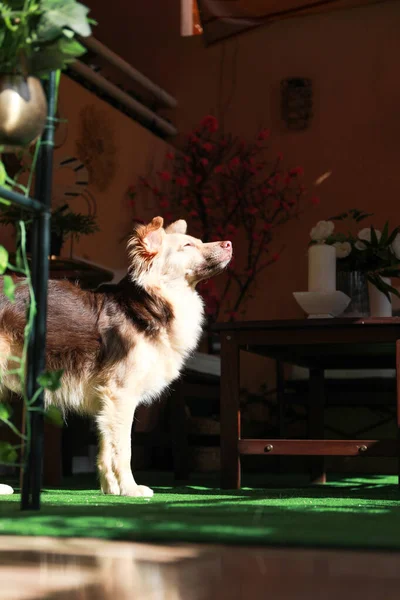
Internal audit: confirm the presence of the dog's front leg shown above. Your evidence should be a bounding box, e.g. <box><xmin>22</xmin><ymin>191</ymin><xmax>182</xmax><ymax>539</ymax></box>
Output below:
<box><xmin>96</xmin><ymin>393</ymin><xmax>153</xmax><ymax>498</ymax></box>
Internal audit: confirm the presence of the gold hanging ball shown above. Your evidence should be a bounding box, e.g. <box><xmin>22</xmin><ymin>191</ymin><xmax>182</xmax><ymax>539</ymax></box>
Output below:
<box><xmin>0</xmin><ymin>75</ymin><xmax>47</xmax><ymax>151</ymax></box>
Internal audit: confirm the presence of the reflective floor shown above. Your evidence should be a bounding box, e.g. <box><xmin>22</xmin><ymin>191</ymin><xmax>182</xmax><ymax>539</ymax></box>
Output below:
<box><xmin>1</xmin><ymin>536</ymin><xmax>399</xmax><ymax>599</ymax></box>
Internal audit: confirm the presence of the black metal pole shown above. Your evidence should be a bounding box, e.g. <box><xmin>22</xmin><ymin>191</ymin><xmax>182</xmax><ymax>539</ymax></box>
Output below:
<box><xmin>21</xmin><ymin>72</ymin><xmax>57</xmax><ymax>510</ymax></box>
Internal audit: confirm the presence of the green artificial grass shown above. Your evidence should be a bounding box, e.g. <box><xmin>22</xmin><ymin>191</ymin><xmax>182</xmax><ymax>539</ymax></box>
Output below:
<box><xmin>1</xmin><ymin>473</ymin><xmax>400</xmax><ymax>550</ymax></box>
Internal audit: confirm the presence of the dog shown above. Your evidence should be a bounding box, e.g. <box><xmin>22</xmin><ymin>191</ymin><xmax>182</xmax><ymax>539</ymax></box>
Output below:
<box><xmin>0</xmin><ymin>217</ymin><xmax>232</xmax><ymax>497</ymax></box>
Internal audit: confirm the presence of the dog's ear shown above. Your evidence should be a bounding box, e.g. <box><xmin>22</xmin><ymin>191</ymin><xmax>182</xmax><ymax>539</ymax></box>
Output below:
<box><xmin>142</xmin><ymin>216</ymin><xmax>165</xmax><ymax>254</ymax></box>
<box><xmin>165</xmin><ymin>219</ymin><xmax>187</xmax><ymax>235</ymax></box>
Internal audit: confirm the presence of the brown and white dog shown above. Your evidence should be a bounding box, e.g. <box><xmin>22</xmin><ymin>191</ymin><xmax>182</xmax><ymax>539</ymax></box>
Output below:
<box><xmin>0</xmin><ymin>217</ymin><xmax>232</xmax><ymax>497</ymax></box>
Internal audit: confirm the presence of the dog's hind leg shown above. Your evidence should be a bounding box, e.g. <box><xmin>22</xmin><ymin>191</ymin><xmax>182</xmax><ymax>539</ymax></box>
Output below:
<box><xmin>96</xmin><ymin>390</ymin><xmax>153</xmax><ymax>498</ymax></box>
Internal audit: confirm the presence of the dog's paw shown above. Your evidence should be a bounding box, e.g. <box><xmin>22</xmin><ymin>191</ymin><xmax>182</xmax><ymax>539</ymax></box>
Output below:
<box><xmin>0</xmin><ymin>484</ymin><xmax>13</xmax><ymax>495</ymax></box>
<box><xmin>123</xmin><ymin>484</ymin><xmax>154</xmax><ymax>498</ymax></box>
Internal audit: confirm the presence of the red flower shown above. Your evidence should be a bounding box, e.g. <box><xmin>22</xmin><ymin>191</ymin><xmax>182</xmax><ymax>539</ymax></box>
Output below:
<box><xmin>140</xmin><ymin>176</ymin><xmax>149</xmax><ymax>187</ymax></box>
<box><xmin>189</xmin><ymin>134</ymin><xmax>199</xmax><ymax>144</ymax></box>
<box><xmin>190</xmin><ymin>209</ymin><xmax>199</xmax><ymax>217</ymax></box>
<box><xmin>199</xmin><ymin>115</ymin><xmax>219</xmax><ymax>133</ymax></box>
<box><xmin>247</xmin><ymin>207</ymin><xmax>258</xmax><ymax>215</ymax></box>
<box><xmin>272</xmin><ymin>253</ymin><xmax>280</xmax><ymax>262</ymax></box>
<box><xmin>206</xmin><ymin>208</ymin><xmax>213</xmax><ymax>215</ymax></box>
<box><xmin>282</xmin><ymin>202</ymin><xmax>290</xmax><ymax>211</ymax></box>
<box><xmin>128</xmin><ymin>199</ymin><xmax>135</xmax><ymax>208</ymax></box>
<box><xmin>195</xmin><ymin>175</ymin><xmax>202</xmax><ymax>184</ymax></box>
<box><xmin>289</xmin><ymin>166</ymin><xmax>304</xmax><ymax>177</ymax></box>
<box><xmin>158</xmin><ymin>171</ymin><xmax>171</xmax><ymax>182</ymax></box>
<box><xmin>277</xmin><ymin>152</ymin><xmax>283</xmax><ymax>161</ymax></box>
<box><xmin>311</xmin><ymin>196</ymin><xmax>321</xmax><ymax>206</ymax></box>
<box><xmin>273</xmin><ymin>199</ymin><xmax>281</xmax><ymax>209</ymax></box>
<box><xmin>214</xmin><ymin>165</ymin><xmax>224</xmax><ymax>174</ymax></box>
<box><xmin>159</xmin><ymin>197</ymin><xmax>170</xmax><ymax>208</ymax></box>
<box><xmin>227</xmin><ymin>224</ymin><xmax>237</xmax><ymax>235</ymax></box>
<box><xmin>166</xmin><ymin>151</ymin><xmax>174</xmax><ymax>160</ymax></box>
<box><xmin>202</xmin><ymin>142</ymin><xmax>214</xmax><ymax>152</ymax></box>
<box><xmin>200</xmin><ymin>157</ymin><xmax>209</xmax><ymax>166</ymax></box>
<box><xmin>176</xmin><ymin>176</ymin><xmax>189</xmax><ymax>187</ymax></box>
<box><xmin>257</xmin><ymin>128</ymin><xmax>270</xmax><ymax>141</ymax></box>
<box><xmin>182</xmin><ymin>198</ymin><xmax>191</xmax><ymax>206</ymax></box>
<box><xmin>152</xmin><ymin>186</ymin><xmax>160</xmax><ymax>195</ymax></box>
<box><xmin>252</xmin><ymin>232</ymin><xmax>261</xmax><ymax>241</ymax></box>
<box><xmin>183</xmin><ymin>155</ymin><xmax>191</xmax><ymax>163</ymax></box>
<box><xmin>226</xmin><ymin>310</ymin><xmax>238</xmax><ymax>320</ymax></box>
<box><xmin>165</xmin><ymin>212</ymin><xmax>173</xmax><ymax>221</ymax></box>
<box><xmin>229</xmin><ymin>156</ymin><xmax>241</xmax><ymax>169</ymax></box>
<box><xmin>202</xmin><ymin>197</ymin><xmax>211</xmax><ymax>205</ymax></box>
<box><xmin>263</xmin><ymin>222</ymin><xmax>273</xmax><ymax>232</ymax></box>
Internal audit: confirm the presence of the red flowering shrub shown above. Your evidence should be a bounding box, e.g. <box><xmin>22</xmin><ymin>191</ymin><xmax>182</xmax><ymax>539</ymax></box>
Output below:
<box><xmin>129</xmin><ymin>116</ymin><xmax>316</xmax><ymax>320</ymax></box>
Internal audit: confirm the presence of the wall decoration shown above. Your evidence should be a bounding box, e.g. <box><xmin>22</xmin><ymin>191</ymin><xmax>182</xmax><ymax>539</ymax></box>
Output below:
<box><xmin>281</xmin><ymin>78</ymin><xmax>313</xmax><ymax>131</ymax></box>
<box><xmin>75</xmin><ymin>104</ymin><xmax>117</xmax><ymax>192</ymax></box>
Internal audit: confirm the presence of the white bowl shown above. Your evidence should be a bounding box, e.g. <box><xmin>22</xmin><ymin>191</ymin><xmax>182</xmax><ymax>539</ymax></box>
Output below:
<box><xmin>293</xmin><ymin>291</ymin><xmax>351</xmax><ymax>319</ymax></box>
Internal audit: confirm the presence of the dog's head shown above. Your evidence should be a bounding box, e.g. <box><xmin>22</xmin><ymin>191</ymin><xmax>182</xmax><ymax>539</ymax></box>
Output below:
<box><xmin>128</xmin><ymin>217</ymin><xmax>232</xmax><ymax>287</ymax></box>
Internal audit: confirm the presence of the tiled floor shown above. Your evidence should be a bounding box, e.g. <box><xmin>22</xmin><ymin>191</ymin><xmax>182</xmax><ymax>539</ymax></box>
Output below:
<box><xmin>0</xmin><ymin>536</ymin><xmax>399</xmax><ymax>600</ymax></box>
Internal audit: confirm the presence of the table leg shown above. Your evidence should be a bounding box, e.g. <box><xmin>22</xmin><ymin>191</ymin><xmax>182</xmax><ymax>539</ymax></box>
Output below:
<box><xmin>171</xmin><ymin>379</ymin><xmax>190</xmax><ymax>481</ymax></box>
<box><xmin>396</xmin><ymin>340</ymin><xmax>400</xmax><ymax>487</ymax></box>
<box><xmin>277</xmin><ymin>361</ymin><xmax>286</xmax><ymax>475</ymax></box>
<box><xmin>309</xmin><ymin>368</ymin><xmax>326</xmax><ymax>484</ymax></box>
<box><xmin>220</xmin><ymin>333</ymin><xmax>240</xmax><ymax>489</ymax></box>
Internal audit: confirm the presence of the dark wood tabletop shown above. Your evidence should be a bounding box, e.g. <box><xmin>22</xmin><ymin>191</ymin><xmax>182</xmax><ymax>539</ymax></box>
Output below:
<box><xmin>214</xmin><ymin>318</ymin><xmax>400</xmax><ymax>370</ymax></box>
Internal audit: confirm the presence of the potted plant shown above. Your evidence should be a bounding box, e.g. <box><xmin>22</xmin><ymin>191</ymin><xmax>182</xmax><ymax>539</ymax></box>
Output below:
<box><xmin>0</xmin><ymin>0</ymin><xmax>93</xmax><ymax>149</ymax></box>
<box><xmin>0</xmin><ymin>202</ymin><xmax>99</xmax><ymax>255</ymax></box>
<box><xmin>309</xmin><ymin>209</ymin><xmax>400</xmax><ymax>316</ymax></box>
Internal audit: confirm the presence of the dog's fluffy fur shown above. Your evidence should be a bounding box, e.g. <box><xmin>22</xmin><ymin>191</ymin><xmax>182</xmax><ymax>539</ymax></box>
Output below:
<box><xmin>0</xmin><ymin>217</ymin><xmax>232</xmax><ymax>497</ymax></box>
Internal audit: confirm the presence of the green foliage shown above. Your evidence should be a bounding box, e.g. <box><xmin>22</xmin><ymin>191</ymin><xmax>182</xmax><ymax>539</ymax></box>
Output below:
<box><xmin>0</xmin><ymin>245</ymin><xmax>8</xmax><ymax>273</ymax></box>
<box><xmin>0</xmin><ymin>202</ymin><xmax>99</xmax><ymax>239</ymax></box>
<box><xmin>44</xmin><ymin>405</ymin><xmax>63</xmax><ymax>426</ymax></box>
<box><xmin>0</xmin><ymin>440</ymin><xmax>17</xmax><ymax>464</ymax></box>
<box><xmin>0</xmin><ymin>0</ymin><xmax>94</xmax><ymax>76</ymax></box>
<box><xmin>2</xmin><ymin>274</ymin><xmax>15</xmax><ymax>300</ymax></box>
<box><xmin>37</xmin><ymin>368</ymin><xmax>63</xmax><ymax>391</ymax></box>
<box><xmin>0</xmin><ymin>402</ymin><xmax>12</xmax><ymax>420</ymax></box>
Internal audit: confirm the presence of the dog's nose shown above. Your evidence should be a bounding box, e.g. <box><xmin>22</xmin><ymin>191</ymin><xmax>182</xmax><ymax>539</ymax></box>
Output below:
<box><xmin>221</xmin><ymin>241</ymin><xmax>232</xmax><ymax>250</ymax></box>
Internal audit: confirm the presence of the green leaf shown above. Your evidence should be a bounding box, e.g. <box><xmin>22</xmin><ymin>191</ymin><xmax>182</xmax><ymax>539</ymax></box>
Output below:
<box><xmin>380</xmin><ymin>221</ymin><xmax>389</xmax><ymax>247</ymax></box>
<box><xmin>370</xmin><ymin>226</ymin><xmax>378</xmax><ymax>246</ymax></box>
<box><xmin>386</xmin><ymin>227</ymin><xmax>400</xmax><ymax>247</ymax></box>
<box><xmin>0</xmin><ymin>403</ymin><xmax>11</xmax><ymax>421</ymax></box>
<box><xmin>37</xmin><ymin>0</ymin><xmax>92</xmax><ymax>41</ymax></box>
<box><xmin>0</xmin><ymin>246</ymin><xmax>8</xmax><ymax>274</ymax></box>
<box><xmin>0</xmin><ymin>160</ymin><xmax>6</xmax><ymax>186</ymax></box>
<box><xmin>44</xmin><ymin>405</ymin><xmax>63</xmax><ymax>427</ymax></box>
<box><xmin>3</xmin><ymin>275</ymin><xmax>15</xmax><ymax>302</ymax></box>
<box><xmin>58</xmin><ymin>36</ymin><xmax>86</xmax><ymax>58</ymax></box>
<box><xmin>0</xmin><ymin>441</ymin><xmax>17</xmax><ymax>465</ymax></box>
<box><xmin>37</xmin><ymin>368</ymin><xmax>64</xmax><ymax>391</ymax></box>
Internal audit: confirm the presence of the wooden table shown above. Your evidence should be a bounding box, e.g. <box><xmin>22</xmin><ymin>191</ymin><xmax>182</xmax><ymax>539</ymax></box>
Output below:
<box><xmin>215</xmin><ymin>318</ymin><xmax>400</xmax><ymax>489</ymax></box>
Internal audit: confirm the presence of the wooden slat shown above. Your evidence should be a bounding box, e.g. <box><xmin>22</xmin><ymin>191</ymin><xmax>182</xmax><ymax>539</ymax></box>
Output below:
<box><xmin>220</xmin><ymin>333</ymin><xmax>241</xmax><ymax>489</ymax></box>
<box><xmin>238</xmin><ymin>439</ymin><xmax>398</xmax><ymax>457</ymax></box>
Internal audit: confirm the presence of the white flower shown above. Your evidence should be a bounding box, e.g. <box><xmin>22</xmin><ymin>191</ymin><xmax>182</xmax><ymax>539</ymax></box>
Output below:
<box><xmin>310</xmin><ymin>220</ymin><xmax>334</xmax><ymax>243</ymax></box>
<box><xmin>391</xmin><ymin>233</ymin><xmax>400</xmax><ymax>260</ymax></box>
<box><xmin>334</xmin><ymin>241</ymin><xmax>352</xmax><ymax>259</ymax></box>
<box><xmin>355</xmin><ymin>227</ymin><xmax>382</xmax><ymax>250</ymax></box>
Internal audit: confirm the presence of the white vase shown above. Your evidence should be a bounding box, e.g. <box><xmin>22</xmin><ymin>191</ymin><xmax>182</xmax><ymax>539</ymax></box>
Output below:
<box><xmin>368</xmin><ymin>277</ymin><xmax>392</xmax><ymax>317</ymax></box>
<box><xmin>308</xmin><ymin>244</ymin><xmax>336</xmax><ymax>292</ymax></box>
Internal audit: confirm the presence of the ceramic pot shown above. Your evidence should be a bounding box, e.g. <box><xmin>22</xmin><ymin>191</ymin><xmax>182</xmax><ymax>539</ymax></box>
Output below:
<box><xmin>0</xmin><ymin>75</ymin><xmax>47</xmax><ymax>150</ymax></box>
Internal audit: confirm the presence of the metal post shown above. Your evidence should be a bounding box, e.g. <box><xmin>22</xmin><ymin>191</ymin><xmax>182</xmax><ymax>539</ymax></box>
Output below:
<box><xmin>21</xmin><ymin>72</ymin><xmax>57</xmax><ymax>510</ymax></box>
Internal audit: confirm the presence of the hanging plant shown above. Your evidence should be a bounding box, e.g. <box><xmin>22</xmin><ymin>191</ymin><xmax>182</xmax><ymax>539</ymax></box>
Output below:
<box><xmin>0</xmin><ymin>0</ymin><xmax>94</xmax><ymax>149</ymax></box>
